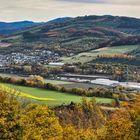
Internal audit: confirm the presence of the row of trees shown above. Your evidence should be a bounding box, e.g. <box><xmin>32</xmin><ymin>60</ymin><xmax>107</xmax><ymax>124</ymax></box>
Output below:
<box><xmin>97</xmin><ymin>54</ymin><xmax>135</xmax><ymax>60</ymax></box>
<box><xmin>77</xmin><ymin>63</ymin><xmax>140</xmax><ymax>82</ymax></box>
<box><xmin>4</xmin><ymin>60</ymin><xmax>140</xmax><ymax>83</ymax></box>
<box><xmin>94</xmin><ymin>54</ymin><xmax>140</xmax><ymax>66</ymax></box>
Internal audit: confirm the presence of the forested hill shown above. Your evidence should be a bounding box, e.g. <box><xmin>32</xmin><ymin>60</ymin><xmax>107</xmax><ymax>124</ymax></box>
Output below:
<box><xmin>0</xmin><ymin>17</ymin><xmax>71</xmax><ymax>35</ymax></box>
<box><xmin>1</xmin><ymin>15</ymin><xmax>140</xmax><ymax>55</ymax></box>
<box><xmin>0</xmin><ymin>21</ymin><xmax>39</xmax><ymax>35</ymax></box>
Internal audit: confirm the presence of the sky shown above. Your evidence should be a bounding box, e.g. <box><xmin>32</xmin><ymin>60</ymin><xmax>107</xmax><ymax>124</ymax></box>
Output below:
<box><xmin>0</xmin><ymin>0</ymin><xmax>140</xmax><ymax>22</ymax></box>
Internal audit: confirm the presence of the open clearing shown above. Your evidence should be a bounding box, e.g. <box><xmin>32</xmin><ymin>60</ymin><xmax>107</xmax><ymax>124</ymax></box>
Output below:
<box><xmin>3</xmin><ymin>83</ymin><xmax>113</xmax><ymax>106</ymax></box>
<box><xmin>45</xmin><ymin>79</ymin><xmax>74</xmax><ymax>85</ymax></box>
<box><xmin>60</xmin><ymin>83</ymin><xmax>103</xmax><ymax>89</ymax></box>
<box><xmin>61</xmin><ymin>45</ymin><xmax>139</xmax><ymax>64</ymax></box>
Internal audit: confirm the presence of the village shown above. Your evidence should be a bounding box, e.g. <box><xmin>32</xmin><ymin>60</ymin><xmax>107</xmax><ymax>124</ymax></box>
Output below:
<box><xmin>0</xmin><ymin>49</ymin><xmax>60</xmax><ymax>66</ymax></box>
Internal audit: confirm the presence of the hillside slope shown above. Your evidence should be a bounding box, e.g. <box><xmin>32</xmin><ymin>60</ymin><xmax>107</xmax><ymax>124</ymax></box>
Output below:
<box><xmin>0</xmin><ymin>17</ymin><xmax>72</xmax><ymax>35</ymax></box>
<box><xmin>1</xmin><ymin>15</ymin><xmax>140</xmax><ymax>55</ymax></box>
<box><xmin>130</xmin><ymin>47</ymin><xmax>140</xmax><ymax>58</ymax></box>
<box><xmin>0</xmin><ymin>21</ymin><xmax>40</xmax><ymax>35</ymax></box>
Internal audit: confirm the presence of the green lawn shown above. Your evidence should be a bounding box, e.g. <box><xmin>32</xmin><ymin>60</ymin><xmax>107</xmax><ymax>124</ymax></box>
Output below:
<box><xmin>4</xmin><ymin>83</ymin><xmax>113</xmax><ymax>106</ymax></box>
<box><xmin>61</xmin><ymin>45</ymin><xmax>139</xmax><ymax>64</ymax></box>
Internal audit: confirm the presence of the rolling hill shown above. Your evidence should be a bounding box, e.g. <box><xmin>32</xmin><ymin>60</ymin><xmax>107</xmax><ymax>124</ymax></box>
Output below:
<box><xmin>1</xmin><ymin>15</ymin><xmax>140</xmax><ymax>56</ymax></box>
<box><xmin>0</xmin><ymin>17</ymin><xmax>71</xmax><ymax>35</ymax></box>
<box><xmin>0</xmin><ymin>21</ymin><xmax>40</xmax><ymax>35</ymax></box>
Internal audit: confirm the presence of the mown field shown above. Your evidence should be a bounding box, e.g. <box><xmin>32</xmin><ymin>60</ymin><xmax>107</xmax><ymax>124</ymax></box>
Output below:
<box><xmin>45</xmin><ymin>80</ymin><xmax>98</xmax><ymax>89</ymax></box>
<box><xmin>2</xmin><ymin>83</ymin><xmax>113</xmax><ymax>106</ymax></box>
<box><xmin>61</xmin><ymin>45</ymin><xmax>139</xmax><ymax>64</ymax></box>
<box><xmin>45</xmin><ymin>79</ymin><xmax>74</xmax><ymax>85</ymax></box>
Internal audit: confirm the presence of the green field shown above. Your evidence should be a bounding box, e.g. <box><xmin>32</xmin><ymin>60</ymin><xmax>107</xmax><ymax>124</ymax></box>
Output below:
<box><xmin>4</xmin><ymin>83</ymin><xmax>113</xmax><ymax>106</ymax></box>
<box><xmin>45</xmin><ymin>79</ymin><xmax>73</xmax><ymax>85</ymax></box>
<box><xmin>61</xmin><ymin>45</ymin><xmax>139</xmax><ymax>64</ymax></box>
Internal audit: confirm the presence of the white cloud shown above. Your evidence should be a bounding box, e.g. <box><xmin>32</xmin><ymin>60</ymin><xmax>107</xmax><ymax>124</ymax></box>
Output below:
<box><xmin>59</xmin><ymin>0</ymin><xmax>140</xmax><ymax>5</ymax></box>
<box><xmin>0</xmin><ymin>0</ymin><xmax>139</xmax><ymax>22</ymax></box>
<box><xmin>106</xmin><ymin>0</ymin><xmax>140</xmax><ymax>5</ymax></box>
<box><xmin>58</xmin><ymin>0</ymin><xmax>104</xmax><ymax>3</ymax></box>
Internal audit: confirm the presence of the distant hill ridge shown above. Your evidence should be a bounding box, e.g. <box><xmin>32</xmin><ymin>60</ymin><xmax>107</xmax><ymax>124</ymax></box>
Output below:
<box><xmin>0</xmin><ymin>21</ymin><xmax>39</xmax><ymax>35</ymax></box>
<box><xmin>1</xmin><ymin>15</ymin><xmax>140</xmax><ymax>55</ymax></box>
<box><xmin>0</xmin><ymin>17</ymin><xmax>72</xmax><ymax>35</ymax></box>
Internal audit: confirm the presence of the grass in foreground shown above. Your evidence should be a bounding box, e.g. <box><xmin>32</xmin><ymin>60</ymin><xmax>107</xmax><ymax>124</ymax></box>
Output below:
<box><xmin>0</xmin><ymin>84</ymin><xmax>55</xmax><ymax>101</ymax></box>
<box><xmin>2</xmin><ymin>83</ymin><xmax>113</xmax><ymax>106</ymax></box>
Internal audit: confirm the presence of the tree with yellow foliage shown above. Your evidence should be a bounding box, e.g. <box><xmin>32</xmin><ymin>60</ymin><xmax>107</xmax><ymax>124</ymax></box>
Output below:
<box><xmin>0</xmin><ymin>91</ymin><xmax>63</xmax><ymax>140</ymax></box>
<box><xmin>22</xmin><ymin>104</ymin><xmax>63</xmax><ymax>140</ymax></box>
<box><xmin>0</xmin><ymin>91</ymin><xmax>23</xmax><ymax>139</ymax></box>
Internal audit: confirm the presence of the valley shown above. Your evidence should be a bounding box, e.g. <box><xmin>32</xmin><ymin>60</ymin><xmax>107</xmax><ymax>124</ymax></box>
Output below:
<box><xmin>0</xmin><ymin>5</ymin><xmax>140</xmax><ymax>139</ymax></box>
<box><xmin>1</xmin><ymin>0</ymin><xmax>140</xmax><ymax>138</ymax></box>
<box><xmin>0</xmin><ymin>15</ymin><xmax>140</xmax><ymax>107</ymax></box>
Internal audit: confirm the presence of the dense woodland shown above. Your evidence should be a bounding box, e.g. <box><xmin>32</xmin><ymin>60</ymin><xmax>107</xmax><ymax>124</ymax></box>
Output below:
<box><xmin>0</xmin><ymin>88</ymin><xmax>140</xmax><ymax>139</ymax></box>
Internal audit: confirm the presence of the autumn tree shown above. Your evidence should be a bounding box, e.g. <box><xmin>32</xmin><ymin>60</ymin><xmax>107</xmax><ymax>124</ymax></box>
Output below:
<box><xmin>0</xmin><ymin>90</ymin><xmax>63</xmax><ymax>140</ymax></box>
<box><xmin>22</xmin><ymin>104</ymin><xmax>63</xmax><ymax>140</ymax></box>
<box><xmin>0</xmin><ymin>91</ymin><xmax>23</xmax><ymax>140</ymax></box>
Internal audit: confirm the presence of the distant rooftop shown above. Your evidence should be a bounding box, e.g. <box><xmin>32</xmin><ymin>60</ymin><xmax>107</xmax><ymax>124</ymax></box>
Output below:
<box><xmin>48</xmin><ymin>62</ymin><xmax>64</xmax><ymax>66</ymax></box>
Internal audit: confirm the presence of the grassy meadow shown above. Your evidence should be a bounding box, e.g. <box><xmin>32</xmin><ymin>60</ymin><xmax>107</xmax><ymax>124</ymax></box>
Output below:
<box><xmin>2</xmin><ymin>83</ymin><xmax>113</xmax><ymax>106</ymax></box>
<box><xmin>61</xmin><ymin>45</ymin><xmax>139</xmax><ymax>64</ymax></box>
<box><xmin>45</xmin><ymin>79</ymin><xmax>74</xmax><ymax>85</ymax></box>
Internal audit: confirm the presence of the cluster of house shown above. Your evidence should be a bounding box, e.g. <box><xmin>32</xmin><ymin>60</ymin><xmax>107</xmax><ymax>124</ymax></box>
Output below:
<box><xmin>0</xmin><ymin>49</ymin><xmax>60</xmax><ymax>66</ymax></box>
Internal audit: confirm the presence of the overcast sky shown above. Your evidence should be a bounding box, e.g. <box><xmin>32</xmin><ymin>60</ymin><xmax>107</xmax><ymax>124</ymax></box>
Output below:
<box><xmin>0</xmin><ymin>0</ymin><xmax>140</xmax><ymax>22</ymax></box>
